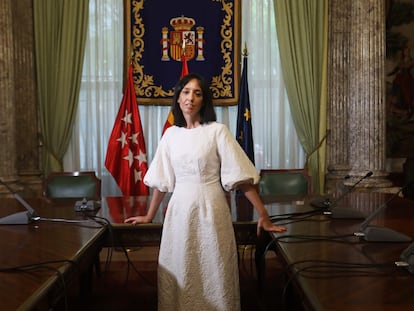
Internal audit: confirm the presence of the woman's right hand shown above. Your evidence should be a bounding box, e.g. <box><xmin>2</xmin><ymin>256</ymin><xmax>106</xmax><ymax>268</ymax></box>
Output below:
<box><xmin>124</xmin><ymin>215</ymin><xmax>152</xmax><ymax>225</ymax></box>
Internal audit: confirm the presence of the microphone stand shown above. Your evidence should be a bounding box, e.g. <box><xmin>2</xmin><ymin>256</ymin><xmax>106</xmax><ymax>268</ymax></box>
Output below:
<box><xmin>312</xmin><ymin>171</ymin><xmax>373</xmax><ymax>209</ymax></box>
<box><xmin>356</xmin><ymin>183</ymin><xmax>412</xmax><ymax>242</ymax></box>
<box><xmin>0</xmin><ymin>179</ymin><xmax>39</xmax><ymax>225</ymax></box>
<box><xmin>400</xmin><ymin>242</ymin><xmax>414</xmax><ymax>274</ymax></box>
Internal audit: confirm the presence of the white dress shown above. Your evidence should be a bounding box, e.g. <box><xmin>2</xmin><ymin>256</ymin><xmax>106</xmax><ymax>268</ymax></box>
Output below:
<box><xmin>144</xmin><ymin>122</ymin><xmax>260</xmax><ymax>311</ymax></box>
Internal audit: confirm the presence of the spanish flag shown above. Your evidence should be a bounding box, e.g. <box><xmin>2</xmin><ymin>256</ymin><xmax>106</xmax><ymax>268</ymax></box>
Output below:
<box><xmin>162</xmin><ymin>50</ymin><xmax>189</xmax><ymax>135</ymax></box>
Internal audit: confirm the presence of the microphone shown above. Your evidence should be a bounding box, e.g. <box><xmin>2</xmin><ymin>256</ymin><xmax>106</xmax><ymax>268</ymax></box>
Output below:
<box><xmin>309</xmin><ymin>173</ymin><xmax>351</xmax><ymax>209</ymax></box>
<box><xmin>355</xmin><ymin>182</ymin><xmax>413</xmax><ymax>242</ymax></box>
<box><xmin>400</xmin><ymin>242</ymin><xmax>414</xmax><ymax>274</ymax></box>
<box><xmin>311</xmin><ymin>171</ymin><xmax>373</xmax><ymax>218</ymax></box>
<box><xmin>0</xmin><ymin>179</ymin><xmax>40</xmax><ymax>225</ymax></box>
<box><xmin>75</xmin><ymin>198</ymin><xmax>101</xmax><ymax>212</ymax></box>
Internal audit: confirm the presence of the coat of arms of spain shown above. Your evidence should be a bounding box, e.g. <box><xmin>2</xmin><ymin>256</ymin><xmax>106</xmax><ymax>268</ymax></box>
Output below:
<box><xmin>161</xmin><ymin>16</ymin><xmax>205</xmax><ymax>63</ymax></box>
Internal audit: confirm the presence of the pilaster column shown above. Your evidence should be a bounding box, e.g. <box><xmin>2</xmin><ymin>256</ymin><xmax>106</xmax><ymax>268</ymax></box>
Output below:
<box><xmin>326</xmin><ymin>0</ymin><xmax>352</xmax><ymax>192</ymax></box>
<box><xmin>327</xmin><ymin>0</ymin><xmax>391</xmax><ymax>192</ymax></box>
<box><xmin>0</xmin><ymin>0</ymin><xmax>20</xmax><ymax>196</ymax></box>
<box><xmin>347</xmin><ymin>0</ymin><xmax>391</xmax><ymax>188</ymax></box>
<box><xmin>11</xmin><ymin>0</ymin><xmax>41</xmax><ymax>194</ymax></box>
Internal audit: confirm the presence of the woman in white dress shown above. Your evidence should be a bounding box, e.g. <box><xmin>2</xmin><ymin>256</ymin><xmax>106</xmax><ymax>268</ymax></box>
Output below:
<box><xmin>125</xmin><ymin>73</ymin><xmax>287</xmax><ymax>311</ymax></box>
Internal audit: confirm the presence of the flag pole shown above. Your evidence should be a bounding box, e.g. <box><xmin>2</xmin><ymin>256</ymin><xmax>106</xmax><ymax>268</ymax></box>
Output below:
<box><xmin>235</xmin><ymin>42</ymin><xmax>255</xmax><ymax>220</ymax></box>
<box><xmin>236</xmin><ymin>42</ymin><xmax>254</xmax><ymax>164</ymax></box>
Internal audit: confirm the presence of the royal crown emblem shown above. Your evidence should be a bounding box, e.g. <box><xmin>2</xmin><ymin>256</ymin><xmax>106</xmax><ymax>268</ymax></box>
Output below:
<box><xmin>161</xmin><ymin>15</ymin><xmax>205</xmax><ymax>62</ymax></box>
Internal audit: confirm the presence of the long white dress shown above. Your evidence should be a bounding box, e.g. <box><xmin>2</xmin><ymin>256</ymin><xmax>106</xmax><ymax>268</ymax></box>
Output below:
<box><xmin>144</xmin><ymin>122</ymin><xmax>260</xmax><ymax>311</ymax></box>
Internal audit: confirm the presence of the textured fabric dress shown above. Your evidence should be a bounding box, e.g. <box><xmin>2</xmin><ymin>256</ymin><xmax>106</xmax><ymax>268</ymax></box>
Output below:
<box><xmin>144</xmin><ymin>122</ymin><xmax>260</xmax><ymax>311</ymax></box>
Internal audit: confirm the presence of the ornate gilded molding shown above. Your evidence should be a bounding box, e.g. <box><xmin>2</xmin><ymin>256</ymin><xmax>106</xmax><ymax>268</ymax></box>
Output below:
<box><xmin>125</xmin><ymin>0</ymin><xmax>241</xmax><ymax>106</ymax></box>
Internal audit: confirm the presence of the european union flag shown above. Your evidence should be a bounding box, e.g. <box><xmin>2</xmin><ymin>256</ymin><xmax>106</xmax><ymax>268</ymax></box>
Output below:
<box><xmin>236</xmin><ymin>52</ymin><xmax>255</xmax><ymax>164</ymax></box>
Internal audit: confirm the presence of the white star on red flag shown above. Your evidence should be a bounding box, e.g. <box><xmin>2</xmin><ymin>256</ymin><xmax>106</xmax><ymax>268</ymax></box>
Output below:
<box><xmin>116</xmin><ymin>131</ymin><xmax>128</xmax><ymax>148</ymax></box>
<box><xmin>134</xmin><ymin>150</ymin><xmax>147</xmax><ymax>166</ymax></box>
<box><xmin>121</xmin><ymin>110</ymin><xmax>132</xmax><ymax>124</ymax></box>
<box><xmin>129</xmin><ymin>132</ymin><xmax>139</xmax><ymax>144</ymax></box>
<box><xmin>134</xmin><ymin>169</ymin><xmax>143</xmax><ymax>183</ymax></box>
<box><xmin>105</xmin><ymin>65</ymin><xmax>149</xmax><ymax>196</ymax></box>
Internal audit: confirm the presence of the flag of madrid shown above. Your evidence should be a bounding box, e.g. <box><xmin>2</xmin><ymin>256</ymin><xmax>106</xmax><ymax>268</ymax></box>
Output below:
<box><xmin>105</xmin><ymin>65</ymin><xmax>149</xmax><ymax>196</ymax></box>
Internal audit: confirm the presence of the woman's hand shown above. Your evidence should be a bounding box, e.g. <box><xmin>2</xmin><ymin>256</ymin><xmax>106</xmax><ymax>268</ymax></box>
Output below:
<box><xmin>257</xmin><ymin>215</ymin><xmax>287</xmax><ymax>236</ymax></box>
<box><xmin>124</xmin><ymin>215</ymin><xmax>152</xmax><ymax>225</ymax></box>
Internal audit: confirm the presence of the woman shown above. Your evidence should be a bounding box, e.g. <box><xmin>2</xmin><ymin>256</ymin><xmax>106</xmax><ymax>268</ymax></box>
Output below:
<box><xmin>125</xmin><ymin>73</ymin><xmax>286</xmax><ymax>311</ymax></box>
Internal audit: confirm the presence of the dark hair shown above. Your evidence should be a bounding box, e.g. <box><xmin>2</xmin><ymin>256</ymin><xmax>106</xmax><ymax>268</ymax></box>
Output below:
<box><xmin>171</xmin><ymin>73</ymin><xmax>217</xmax><ymax>127</ymax></box>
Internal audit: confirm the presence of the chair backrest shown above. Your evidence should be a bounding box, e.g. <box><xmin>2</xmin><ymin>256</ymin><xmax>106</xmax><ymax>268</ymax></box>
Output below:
<box><xmin>258</xmin><ymin>169</ymin><xmax>313</xmax><ymax>197</ymax></box>
<box><xmin>43</xmin><ymin>171</ymin><xmax>101</xmax><ymax>200</ymax></box>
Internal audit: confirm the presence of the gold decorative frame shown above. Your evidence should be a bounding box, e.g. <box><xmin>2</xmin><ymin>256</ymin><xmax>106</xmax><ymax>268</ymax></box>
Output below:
<box><xmin>124</xmin><ymin>0</ymin><xmax>241</xmax><ymax>106</ymax></box>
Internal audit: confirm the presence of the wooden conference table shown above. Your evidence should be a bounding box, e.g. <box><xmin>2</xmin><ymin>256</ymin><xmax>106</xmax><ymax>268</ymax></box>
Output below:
<box><xmin>98</xmin><ymin>193</ymin><xmax>272</xmax><ymax>247</ymax></box>
<box><xmin>2</xmin><ymin>191</ymin><xmax>414</xmax><ymax>310</ymax></box>
<box><xmin>0</xmin><ymin>193</ymin><xmax>265</xmax><ymax>310</ymax></box>
<box><xmin>267</xmin><ymin>192</ymin><xmax>414</xmax><ymax>311</ymax></box>
<box><xmin>0</xmin><ymin>198</ymin><xmax>105</xmax><ymax>311</ymax></box>
<box><xmin>98</xmin><ymin>192</ymin><xmax>414</xmax><ymax>311</ymax></box>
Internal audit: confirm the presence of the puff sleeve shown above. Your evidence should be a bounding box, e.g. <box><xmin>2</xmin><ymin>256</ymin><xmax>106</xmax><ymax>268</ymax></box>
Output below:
<box><xmin>143</xmin><ymin>130</ymin><xmax>175</xmax><ymax>193</ymax></box>
<box><xmin>215</xmin><ymin>124</ymin><xmax>260</xmax><ymax>191</ymax></box>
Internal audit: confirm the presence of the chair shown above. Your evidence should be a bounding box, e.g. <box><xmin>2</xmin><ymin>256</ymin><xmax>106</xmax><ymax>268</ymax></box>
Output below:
<box><xmin>258</xmin><ymin>169</ymin><xmax>313</xmax><ymax>200</ymax></box>
<box><xmin>43</xmin><ymin>171</ymin><xmax>102</xmax><ymax>280</ymax></box>
<box><xmin>256</xmin><ymin>169</ymin><xmax>313</xmax><ymax>286</ymax></box>
<box><xmin>43</xmin><ymin>171</ymin><xmax>101</xmax><ymax>200</ymax></box>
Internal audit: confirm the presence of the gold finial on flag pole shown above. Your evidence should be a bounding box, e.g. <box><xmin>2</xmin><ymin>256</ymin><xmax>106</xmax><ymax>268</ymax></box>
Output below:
<box><xmin>243</xmin><ymin>42</ymin><xmax>248</xmax><ymax>57</ymax></box>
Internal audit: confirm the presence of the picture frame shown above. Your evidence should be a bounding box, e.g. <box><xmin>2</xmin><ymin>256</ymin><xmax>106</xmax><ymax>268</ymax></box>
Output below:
<box><xmin>124</xmin><ymin>0</ymin><xmax>241</xmax><ymax>106</ymax></box>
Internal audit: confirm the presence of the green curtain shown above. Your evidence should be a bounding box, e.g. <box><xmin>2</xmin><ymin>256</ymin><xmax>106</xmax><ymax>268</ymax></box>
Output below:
<box><xmin>33</xmin><ymin>0</ymin><xmax>89</xmax><ymax>175</ymax></box>
<box><xmin>273</xmin><ymin>0</ymin><xmax>328</xmax><ymax>194</ymax></box>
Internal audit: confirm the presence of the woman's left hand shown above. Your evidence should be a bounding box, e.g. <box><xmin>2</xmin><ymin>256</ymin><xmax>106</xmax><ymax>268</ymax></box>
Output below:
<box><xmin>257</xmin><ymin>216</ymin><xmax>287</xmax><ymax>236</ymax></box>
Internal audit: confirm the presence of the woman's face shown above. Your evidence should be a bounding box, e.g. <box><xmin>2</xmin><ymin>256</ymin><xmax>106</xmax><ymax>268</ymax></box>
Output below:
<box><xmin>178</xmin><ymin>79</ymin><xmax>203</xmax><ymax>118</ymax></box>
